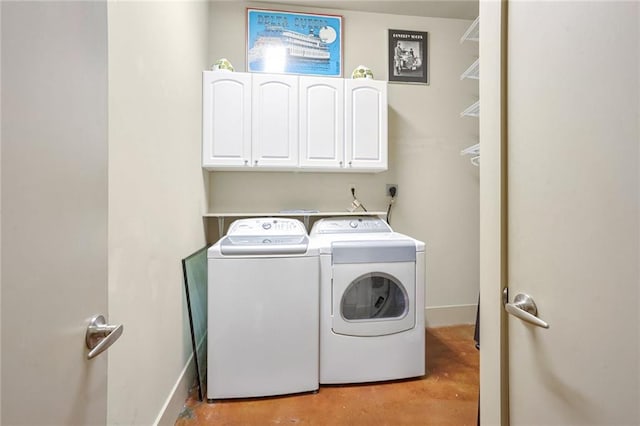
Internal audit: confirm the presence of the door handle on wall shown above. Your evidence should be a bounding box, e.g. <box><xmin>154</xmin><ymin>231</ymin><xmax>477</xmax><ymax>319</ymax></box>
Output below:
<box><xmin>85</xmin><ymin>315</ymin><xmax>124</xmax><ymax>359</ymax></box>
<box><xmin>505</xmin><ymin>293</ymin><xmax>549</xmax><ymax>329</ymax></box>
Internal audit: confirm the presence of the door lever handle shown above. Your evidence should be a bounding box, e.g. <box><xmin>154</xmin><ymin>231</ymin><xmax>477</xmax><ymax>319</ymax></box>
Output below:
<box><xmin>85</xmin><ymin>315</ymin><xmax>124</xmax><ymax>359</ymax></box>
<box><xmin>505</xmin><ymin>293</ymin><xmax>549</xmax><ymax>329</ymax></box>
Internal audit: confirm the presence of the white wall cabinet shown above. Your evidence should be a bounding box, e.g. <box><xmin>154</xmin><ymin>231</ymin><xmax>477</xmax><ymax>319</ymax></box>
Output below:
<box><xmin>345</xmin><ymin>79</ymin><xmax>388</xmax><ymax>171</ymax></box>
<box><xmin>202</xmin><ymin>71</ymin><xmax>387</xmax><ymax>172</ymax></box>
<box><xmin>299</xmin><ymin>77</ymin><xmax>344</xmax><ymax>169</ymax></box>
<box><xmin>252</xmin><ymin>74</ymin><xmax>299</xmax><ymax>168</ymax></box>
<box><xmin>202</xmin><ymin>72</ymin><xmax>252</xmax><ymax>167</ymax></box>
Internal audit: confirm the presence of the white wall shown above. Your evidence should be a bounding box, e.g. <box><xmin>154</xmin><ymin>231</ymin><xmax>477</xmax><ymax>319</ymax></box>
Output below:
<box><xmin>107</xmin><ymin>2</ymin><xmax>209</xmax><ymax>424</ymax></box>
<box><xmin>207</xmin><ymin>2</ymin><xmax>480</xmax><ymax>323</ymax></box>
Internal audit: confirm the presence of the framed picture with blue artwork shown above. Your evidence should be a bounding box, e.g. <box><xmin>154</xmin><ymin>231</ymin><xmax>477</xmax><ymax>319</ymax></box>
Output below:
<box><xmin>247</xmin><ymin>8</ymin><xmax>343</xmax><ymax>77</ymax></box>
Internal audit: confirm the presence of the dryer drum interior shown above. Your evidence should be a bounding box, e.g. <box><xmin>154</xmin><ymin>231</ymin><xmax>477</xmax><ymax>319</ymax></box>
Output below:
<box><xmin>341</xmin><ymin>272</ymin><xmax>408</xmax><ymax>320</ymax></box>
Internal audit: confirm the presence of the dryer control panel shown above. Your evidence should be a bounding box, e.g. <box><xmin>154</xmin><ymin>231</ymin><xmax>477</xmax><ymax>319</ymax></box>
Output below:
<box><xmin>311</xmin><ymin>217</ymin><xmax>392</xmax><ymax>235</ymax></box>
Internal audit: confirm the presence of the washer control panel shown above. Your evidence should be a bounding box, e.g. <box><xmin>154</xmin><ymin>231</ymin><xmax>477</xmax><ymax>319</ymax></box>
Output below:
<box><xmin>311</xmin><ymin>217</ymin><xmax>392</xmax><ymax>235</ymax></box>
<box><xmin>221</xmin><ymin>218</ymin><xmax>309</xmax><ymax>255</ymax></box>
<box><xmin>227</xmin><ymin>218</ymin><xmax>307</xmax><ymax>237</ymax></box>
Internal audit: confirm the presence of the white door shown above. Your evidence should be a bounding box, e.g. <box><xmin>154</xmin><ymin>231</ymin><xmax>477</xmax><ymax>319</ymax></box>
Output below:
<box><xmin>252</xmin><ymin>73</ymin><xmax>299</xmax><ymax>168</ymax></box>
<box><xmin>2</xmin><ymin>2</ymin><xmax>114</xmax><ymax>424</ymax></box>
<box><xmin>344</xmin><ymin>79</ymin><xmax>388</xmax><ymax>171</ymax></box>
<box><xmin>299</xmin><ymin>77</ymin><xmax>344</xmax><ymax>169</ymax></box>
<box><xmin>202</xmin><ymin>71</ymin><xmax>252</xmax><ymax>169</ymax></box>
<box><xmin>495</xmin><ymin>1</ymin><xmax>640</xmax><ymax>424</ymax></box>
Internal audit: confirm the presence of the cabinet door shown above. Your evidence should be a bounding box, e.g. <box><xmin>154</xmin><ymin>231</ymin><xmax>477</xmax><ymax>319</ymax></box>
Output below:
<box><xmin>252</xmin><ymin>74</ymin><xmax>299</xmax><ymax>168</ymax></box>
<box><xmin>299</xmin><ymin>77</ymin><xmax>344</xmax><ymax>169</ymax></box>
<box><xmin>202</xmin><ymin>71</ymin><xmax>251</xmax><ymax>169</ymax></box>
<box><xmin>345</xmin><ymin>79</ymin><xmax>388</xmax><ymax>171</ymax></box>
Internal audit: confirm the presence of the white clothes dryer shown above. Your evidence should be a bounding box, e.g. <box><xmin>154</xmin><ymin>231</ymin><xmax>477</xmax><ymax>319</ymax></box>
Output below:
<box><xmin>207</xmin><ymin>218</ymin><xmax>319</xmax><ymax>400</ymax></box>
<box><xmin>310</xmin><ymin>216</ymin><xmax>425</xmax><ymax>384</ymax></box>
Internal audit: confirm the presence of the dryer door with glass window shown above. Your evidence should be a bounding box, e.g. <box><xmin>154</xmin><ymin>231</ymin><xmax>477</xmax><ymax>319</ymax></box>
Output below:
<box><xmin>332</xmin><ymin>262</ymin><xmax>415</xmax><ymax>336</ymax></box>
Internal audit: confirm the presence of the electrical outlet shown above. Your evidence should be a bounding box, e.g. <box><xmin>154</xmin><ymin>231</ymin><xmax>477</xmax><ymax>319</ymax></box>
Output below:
<box><xmin>386</xmin><ymin>184</ymin><xmax>398</xmax><ymax>197</ymax></box>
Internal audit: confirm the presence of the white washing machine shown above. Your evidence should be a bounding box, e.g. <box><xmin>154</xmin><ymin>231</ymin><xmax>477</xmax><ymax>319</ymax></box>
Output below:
<box><xmin>207</xmin><ymin>218</ymin><xmax>319</xmax><ymax>400</ymax></box>
<box><xmin>309</xmin><ymin>216</ymin><xmax>425</xmax><ymax>384</ymax></box>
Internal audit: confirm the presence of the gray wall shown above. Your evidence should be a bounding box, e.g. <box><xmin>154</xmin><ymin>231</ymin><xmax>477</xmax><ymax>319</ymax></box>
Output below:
<box><xmin>207</xmin><ymin>2</ymin><xmax>480</xmax><ymax>322</ymax></box>
<box><xmin>107</xmin><ymin>2</ymin><xmax>209</xmax><ymax>424</ymax></box>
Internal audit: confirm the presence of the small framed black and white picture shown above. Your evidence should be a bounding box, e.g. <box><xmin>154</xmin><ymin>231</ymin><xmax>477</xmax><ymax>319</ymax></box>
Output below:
<box><xmin>388</xmin><ymin>29</ymin><xmax>428</xmax><ymax>84</ymax></box>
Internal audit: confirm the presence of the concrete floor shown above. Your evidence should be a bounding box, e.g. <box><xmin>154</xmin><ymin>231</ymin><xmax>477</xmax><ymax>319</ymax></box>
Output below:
<box><xmin>176</xmin><ymin>325</ymin><xmax>479</xmax><ymax>425</ymax></box>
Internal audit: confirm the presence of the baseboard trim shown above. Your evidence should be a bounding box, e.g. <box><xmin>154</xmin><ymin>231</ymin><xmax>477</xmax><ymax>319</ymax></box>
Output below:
<box><xmin>425</xmin><ymin>304</ymin><xmax>478</xmax><ymax>327</ymax></box>
<box><xmin>153</xmin><ymin>352</ymin><xmax>196</xmax><ymax>426</ymax></box>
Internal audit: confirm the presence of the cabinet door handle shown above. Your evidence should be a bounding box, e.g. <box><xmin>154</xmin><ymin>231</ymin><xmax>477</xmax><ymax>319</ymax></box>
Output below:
<box><xmin>254</xmin><ymin>160</ymin><xmax>258</xmax><ymax>165</ymax></box>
